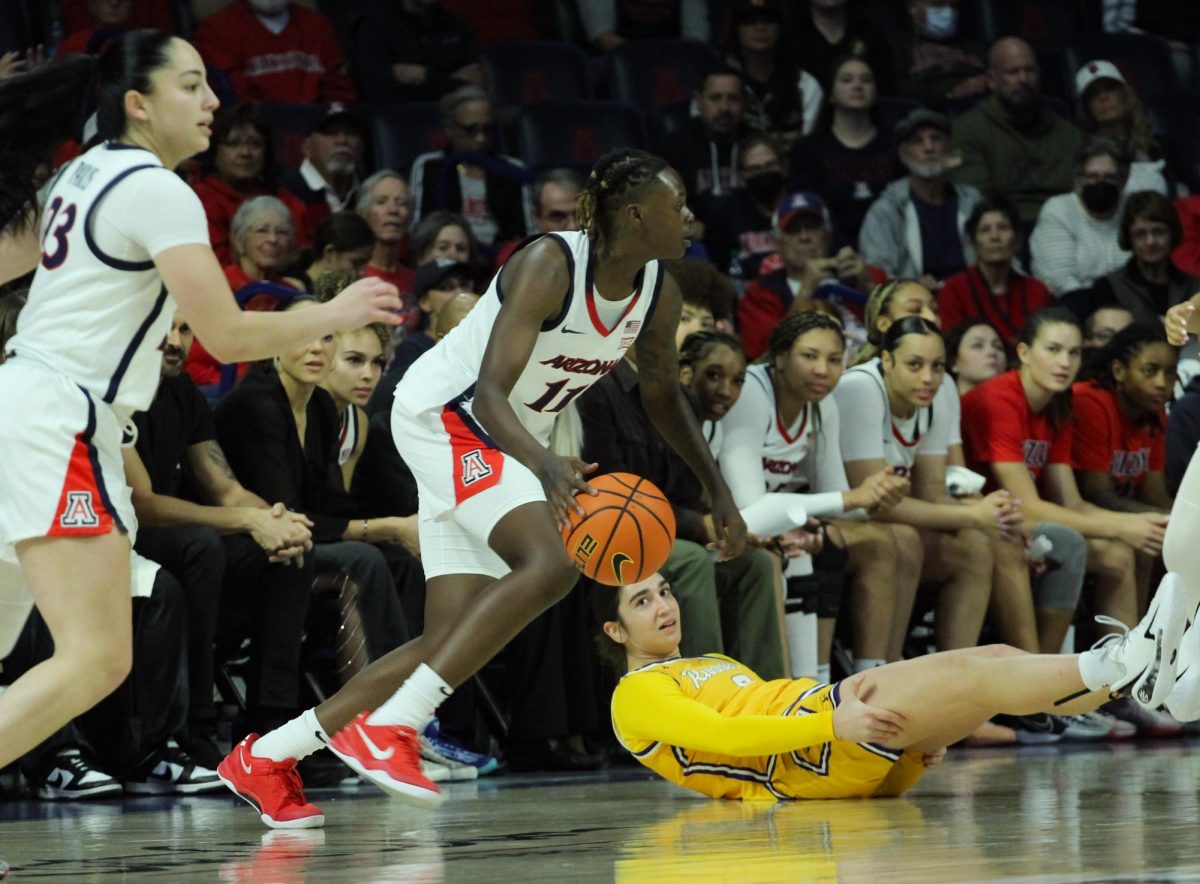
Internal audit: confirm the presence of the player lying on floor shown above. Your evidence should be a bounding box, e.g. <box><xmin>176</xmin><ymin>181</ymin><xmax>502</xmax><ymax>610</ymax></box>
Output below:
<box><xmin>598</xmin><ymin>570</ymin><xmax>1198</xmax><ymax>801</ymax></box>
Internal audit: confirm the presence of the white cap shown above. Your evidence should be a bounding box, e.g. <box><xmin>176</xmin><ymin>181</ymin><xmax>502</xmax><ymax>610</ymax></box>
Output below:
<box><xmin>1075</xmin><ymin>60</ymin><xmax>1126</xmax><ymax>97</ymax></box>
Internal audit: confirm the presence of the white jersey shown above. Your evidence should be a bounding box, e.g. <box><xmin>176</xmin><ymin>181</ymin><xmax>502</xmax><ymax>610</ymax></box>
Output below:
<box><xmin>832</xmin><ymin>358</ymin><xmax>951</xmax><ymax>477</ymax></box>
<box><xmin>395</xmin><ymin>230</ymin><xmax>663</xmax><ymax>443</ymax></box>
<box><xmin>9</xmin><ymin>142</ymin><xmax>207</xmax><ymax>415</ymax></box>
<box><xmin>718</xmin><ymin>363</ymin><xmax>849</xmax><ymax>519</ymax></box>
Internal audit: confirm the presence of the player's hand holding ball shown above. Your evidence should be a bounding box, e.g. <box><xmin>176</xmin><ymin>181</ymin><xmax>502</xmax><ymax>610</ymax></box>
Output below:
<box><xmin>537</xmin><ymin>452</ymin><xmax>599</xmax><ymax>531</ymax></box>
<box><xmin>561</xmin><ymin>473</ymin><xmax>675</xmax><ymax>585</ymax></box>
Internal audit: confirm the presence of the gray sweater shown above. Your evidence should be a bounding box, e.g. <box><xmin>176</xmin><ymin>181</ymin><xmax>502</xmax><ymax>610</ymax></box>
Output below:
<box><xmin>858</xmin><ymin>177</ymin><xmax>982</xmax><ymax>279</ymax></box>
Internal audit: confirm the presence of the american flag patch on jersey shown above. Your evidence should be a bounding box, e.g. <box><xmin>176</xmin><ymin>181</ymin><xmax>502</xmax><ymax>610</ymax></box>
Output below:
<box><xmin>624</xmin><ymin>319</ymin><xmax>641</xmax><ymax>334</ymax></box>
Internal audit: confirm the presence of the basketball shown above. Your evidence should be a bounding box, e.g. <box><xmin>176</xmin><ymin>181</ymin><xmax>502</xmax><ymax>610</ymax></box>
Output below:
<box><xmin>561</xmin><ymin>472</ymin><xmax>676</xmax><ymax>586</ymax></box>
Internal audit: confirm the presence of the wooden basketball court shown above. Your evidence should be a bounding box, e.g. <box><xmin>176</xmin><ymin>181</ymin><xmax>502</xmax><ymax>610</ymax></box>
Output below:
<box><xmin>4</xmin><ymin>740</ymin><xmax>1200</xmax><ymax>881</ymax></box>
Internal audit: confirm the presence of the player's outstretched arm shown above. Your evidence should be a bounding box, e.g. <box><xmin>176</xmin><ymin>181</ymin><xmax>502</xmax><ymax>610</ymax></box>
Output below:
<box><xmin>636</xmin><ymin>272</ymin><xmax>746</xmax><ymax>557</ymax></box>
<box><xmin>472</xmin><ymin>239</ymin><xmax>597</xmax><ymax>526</ymax></box>
<box><xmin>157</xmin><ymin>243</ymin><xmax>402</xmax><ymax>363</ymax></box>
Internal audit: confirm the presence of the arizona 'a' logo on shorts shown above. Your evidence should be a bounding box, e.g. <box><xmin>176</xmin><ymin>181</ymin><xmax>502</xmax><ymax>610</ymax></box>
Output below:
<box><xmin>59</xmin><ymin>491</ymin><xmax>100</xmax><ymax>528</ymax></box>
<box><xmin>460</xmin><ymin>450</ymin><xmax>494</xmax><ymax>486</ymax></box>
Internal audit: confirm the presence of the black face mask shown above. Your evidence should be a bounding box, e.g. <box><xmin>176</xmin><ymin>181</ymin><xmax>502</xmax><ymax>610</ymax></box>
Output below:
<box><xmin>1080</xmin><ymin>181</ymin><xmax>1121</xmax><ymax>215</ymax></box>
<box><xmin>745</xmin><ymin>170</ymin><xmax>786</xmax><ymax>205</ymax></box>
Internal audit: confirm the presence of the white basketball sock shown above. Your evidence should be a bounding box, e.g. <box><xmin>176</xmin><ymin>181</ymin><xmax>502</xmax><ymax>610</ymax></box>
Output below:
<box><xmin>368</xmin><ymin>663</ymin><xmax>452</xmax><ymax>729</ymax></box>
<box><xmin>252</xmin><ymin>708</ymin><xmax>329</xmax><ymax>762</ymax></box>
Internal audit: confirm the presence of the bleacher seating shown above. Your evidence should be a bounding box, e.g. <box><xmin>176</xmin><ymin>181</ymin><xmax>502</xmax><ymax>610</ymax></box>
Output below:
<box><xmin>514</xmin><ymin>99</ymin><xmax>647</xmax><ymax>171</ymax></box>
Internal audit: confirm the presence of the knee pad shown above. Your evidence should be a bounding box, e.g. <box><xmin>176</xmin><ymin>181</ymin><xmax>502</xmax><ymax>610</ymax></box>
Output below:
<box><xmin>784</xmin><ymin>576</ymin><xmax>818</xmax><ymax>616</ymax></box>
<box><xmin>1032</xmin><ymin>523</ymin><xmax>1086</xmax><ymax>611</ymax></box>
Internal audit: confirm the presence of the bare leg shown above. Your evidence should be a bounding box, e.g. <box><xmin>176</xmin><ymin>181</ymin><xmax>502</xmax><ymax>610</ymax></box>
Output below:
<box><xmin>987</xmin><ymin>536</ymin><xmax>1039</xmax><ymax>652</ymax></box>
<box><xmin>854</xmin><ymin>644</ymin><xmax>1110</xmax><ymax>754</ymax></box>
<box><xmin>1088</xmin><ymin>538</ymin><xmax>1139</xmax><ymax>635</ymax></box>
<box><xmin>315</xmin><ymin>503</ymin><xmax>575</xmax><ymax>735</ymax></box>
<box><xmin>886</xmin><ymin>524</ymin><xmax>924</xmax><ymax>661</ymax></box>
<box><xmin>917</xmin><ymin>527</ymin><xmax>993</xmax><ymax>651</ymax></box>
<box><xmin>826</xmin><ymin>520</ymin><xmax>907</xmax><ymax>663</ymax></box>
<box><xmin>0</xmin><ymin>533</ymin><xmax>132</xmax><ymax>767</ymax></box>
<box><xmin>315</xmin><ymin>574</ymin><xmax>490</xmax><ymax>733</ymax></box>
<box><xmin>1037</xmin><ymin>609</ymin><xmax>1074</xmax><ymax>654</ymax></box>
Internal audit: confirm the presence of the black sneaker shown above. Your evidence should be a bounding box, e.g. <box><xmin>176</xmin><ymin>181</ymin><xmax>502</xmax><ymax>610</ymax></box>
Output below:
<box><xmin>34</xmin><ymin>747</ymin><xmax>123</xmax><ymax>800</ymax></box>
<box><xmin>122</xmin><ymin>740</ymin><xmax>223</xmax><ymax>795</ymax></box>
<box><xmin>991</xmin><ymin>713</ymin><xmax>1065</xmax><ymax>744</ymax></box>
<box><xmin>175</xmin><ymin>729</ymin><xmax>224</xmax><ymax>770</ymax></box>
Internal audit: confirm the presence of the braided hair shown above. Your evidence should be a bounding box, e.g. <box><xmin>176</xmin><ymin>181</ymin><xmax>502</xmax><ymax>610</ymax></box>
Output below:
<box><xmin>1017</xmin><ymin>307</ymin><xmax>1081</xmax><ymax>431</ymax></box>
<box><xmin>576</xmin><ymin>149</ymin><xmax>670</xmax><ymax>250</ymax></box>
<box><xmin>853</xmin><ymin>278</ymin><xmax>924</xmax><ymax>366</ymax></box>
<box><xmin>679</xmin><ymin>329</ymin><xmax>744</xmax><ymax>368</ymax></box>
<box><xmin>1080</xmin><ymin>321</ymin><xmax>1173</xmax><ymax>389</ymax></box>
<box><xmin>768</xmin><ymin>309</ymin><xmax>845</xmax><ymax>363</ymax></box>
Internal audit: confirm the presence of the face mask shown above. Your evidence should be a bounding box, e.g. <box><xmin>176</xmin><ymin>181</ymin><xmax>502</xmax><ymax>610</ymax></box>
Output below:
<box><xmin>744</xmin><ymin>170</ymin><xmax>786</xmax><ymax>204</ymax></box>
<box><xmin>920</xmin><ymin>5</ymin><xmax>958</xmax><ymax>40</ymax></box>
<box><xmin>1080</xmin><ymin>181</ymin><xmax>1120</xmax><ymax>215</ymax></box>
<box><xmin>248</xmin><ymin>0</ymin><xmax>289</xmax><ymax>15</ymax></box>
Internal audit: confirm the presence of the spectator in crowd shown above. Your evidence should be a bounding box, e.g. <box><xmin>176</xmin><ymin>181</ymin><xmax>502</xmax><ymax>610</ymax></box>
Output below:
<box><xmin>577</xmin><ymin>0</ymin><xmax>710</xmax><ymax>51</ymax></box>
<box><xmin>890</xmin><ymin>0</ymin><xmax>989</xmax><ymax>111</ymax></box>
<box><xmin>703</xmin><ymin>133</ymin><xmax>787</xmax><ymax>283</ymax></box>
<box><xmin>191</xmin><ymin>103</ymin><xmax>311</xmax><ymax>265</ymax></box>
<box><xmin>409</xmin><ymin>86</ymin><xmax>532</xmax><ymax>247</ymax></box>
<box><xmin>719</xmin><ymin>311</ymin><xmax>913</xmax><ymax>674</ymax></box>
<box><xmin>1082</xmin><ymin>303</ymin><xmax>1135</xmax><ymax>358</ymax></box>
<box><xmin>1102</xmin><ymin>0</ymin><xmax>1198</xmax><ymax>89</ymax></box>
<box><xmin>576</xmin><ymin>342</ymin><xmax>786</xmax><ymax>682</ymax></box>
<box><xmin>859</xmin><ymin>109</ymin><xmax>982</xmax><ymax>287</ymax></box>
<box><xmin>1031</xmin><ymin>137</ymin><xmax>1131</xmax><ymax>299</ymax></box>
<box><xmin>496</xmin><ymin>168</ymin><xmax>582</xmax><ymax>266</ymax></box>
<box><xmin>367</xmin><ymin>258</ymin><xmax>475</xmax><ymax>416</ymax></box>
<box><xmin>215</xmin><ymin>298</ymin><xmax>414</xmax><ymax>664</ymax></box>
<box><xmin>58</xmin><ymin>0</ymin><xmax>170</xmax><ymax>34</ymax></box>
<box><xmin>788</xmin><ymin>0</ymin><xmax>895</xmax><ymax>95</ymax></box>
<box><xmin>300</xmin><ymin>212</ymin><xmax>375</xmax><ymax>292</ymax></box>
<box><xmin>961</xmin><ymin>308</ymin><xmax>1164</xmax><ymax>657</ymax></box>
<box><xmin>1092</xmin><ymin>191</ymin><xmax>1199</xmax><ymax>324</ymax></box>
<box><xmin>320</xmin><ymin>319</ymin><xmax>391</xmax><ymax>488</ymax></box>
<box><xmin>944</xmin><ymin>319</ymin><xmax>1006</xmax><ymax>397</ymax></box>
<box><xmin>791</xmin><ymin>54</ymin><xmax>900</xmax><ymax>247</ymax></box>
<box><xmin>739</xmin><ymin>192</ymin><xmax>881</xmax><ymax>359</ymax></box>
<box><xmin>357</xmin><ymin>171</ymin><xmax>418</xmax><ymax>330</ymax></box>
<box><xmin>195</xmin><ymin>0</ymin><xmax>355</xmax><ymax>104</ymax></box>
<box><xmin>352</xmin><ymin>0</ymin><xmax>484</xmax><ymax>105</ymax></box>
<box><xmin>125</xmin><ymin>315</ymin><xmax>316</xmax><ymax>765</ymax></box>
<box><xmin>57</xmin><ymin>0</ymin><xmax>135</xmax><ymax>57</ymax></box>
<box><xmin>1073</xmin><ymin>322</ymin><xmax>1174</xmax><ymax>515</ymax></box>
<box><xmin>834</xmin><ymin>316</ymin><xmax>1035</xmax><ymax>655</ymax></box>
<box><xmin>280</xmin><ymin>103</ymin><xmax>365</xmax><ymax>226</ymax></box>
<box><xmin>939</xmin><ymin>197</ymin><xmax>1052</xmax><ymax>353</ymax></box>
<box><xmin>659</xmin><ymin>66</ymin><xmax>749</xmax><ymax>209</ymax></box>
<box><xmin>1075</xmin><ymin>61</ymin><xmax>1169</xmax><ymax>196</ymax></box>
<box><xmin>723</xmin><ymin>0</ymin><xmax>822</xmax><ymax>154</ymax></box>
<box><xmin>953</xmin><ymin>37</ymin><xmax>1083</xmax><ymax>227</ymax></box>
<box><xmin>408</xmin><ymin>209</ymin><xmax>484</xmax><ymax>282</ymax></box>
<box><xmin>184</xmin><ymin>196</ymin><xmax>302</xmax><ymax>388</ymax></box>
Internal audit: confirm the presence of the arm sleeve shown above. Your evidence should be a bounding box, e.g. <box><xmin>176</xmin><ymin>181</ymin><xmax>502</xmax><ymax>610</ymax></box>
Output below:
<box><xmin>1030</xmin><ymin>200</ymin><xmax>1088</xmax><ymax>295</ymax></box>
<box><xmin>718</xmin><ymin>378</ymin><xmax>773</xmax><ymax>510</ymax></box>
<box><xmin>924</xmin><ymin>382</ymin><xmax>954</xmax><ymax>454</ymax></box>
<box><xmin>108</xmin><ymin>169</ymin><xmax>210</xmax><ymax>258</ymax></box>
<box><xmin>832</xmin><ymin>370</ymin><xmax>888</xmax><ymax>462</ymax></box>
<box><xmin>812</xmin><ymin>398</ymin><xmax>852</xmax><ymax>499</ymax></box>
<box><xmin>612</xmin><ymin>672</ymin><xmax>836</xmax><ymax>755</ymax></box>
<box><xmin>1071</xmin><ymin>390</ymin><xmax>1116</xmax><ymax>472</ymax></box>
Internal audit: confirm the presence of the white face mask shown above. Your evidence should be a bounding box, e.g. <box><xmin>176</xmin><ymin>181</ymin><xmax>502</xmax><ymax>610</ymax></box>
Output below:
<box><xmin>248</xmin><ymin>0</ymin><xmax>289</xmax><ymax>15</ymax></box>
<box><xmin>920</xmin><ymin>4</ymin><xmax>958</xmax><ymax>40</ymax></box>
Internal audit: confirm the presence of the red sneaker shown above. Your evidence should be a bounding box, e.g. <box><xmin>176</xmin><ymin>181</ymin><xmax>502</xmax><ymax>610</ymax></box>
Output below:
<box><xmin>328</xmin><ymin>712</ymin><xmax>443</xmax><ymax>807</ymax></box>
<box><xmin>216</xmin><ymin>735</ymin><xmax>325</xmax><ymax>829</ymax></box>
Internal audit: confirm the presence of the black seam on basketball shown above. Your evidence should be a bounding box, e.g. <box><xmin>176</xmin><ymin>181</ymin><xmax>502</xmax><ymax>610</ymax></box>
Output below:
<box><xmin>625</xmin><ymin>496</ymin><xmax>674</xmax><ymax>537</ymax></box>
<box><xmin>593</xmin><ymin>492</ymin><xmax>637</xmax><ymax>583</ymax></box>
<box><xmin>605</xmin><ymin>472</ymin><xmax>669</xmax><ymax>502</ymax></box>
<box><xmin>630</xmin><ymin>507</ymin><xmax>646</xmax><ymax>582</ymax></box>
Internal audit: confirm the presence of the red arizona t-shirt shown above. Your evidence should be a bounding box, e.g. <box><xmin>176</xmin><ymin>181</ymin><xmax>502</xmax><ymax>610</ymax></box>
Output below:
<box><xmin>961</xmin><ymin>370</ymin><xmax>1073</xmax><ymax>490</ymax></box>
<box><xmin>1071</xmin><ymin>381</ymin><xmax>1165</xmax><ymax>496</ymax></box>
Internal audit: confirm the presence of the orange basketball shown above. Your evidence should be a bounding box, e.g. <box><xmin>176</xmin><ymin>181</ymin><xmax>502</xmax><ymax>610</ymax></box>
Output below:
<box><xmin>561</xmin><ymin>472</ymin><xmax>676</xmax><ymax>586</ymax></box>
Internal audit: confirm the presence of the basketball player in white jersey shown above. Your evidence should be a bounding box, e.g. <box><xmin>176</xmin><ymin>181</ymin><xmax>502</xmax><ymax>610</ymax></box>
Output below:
<box><xmin>221</xmin><ymin>148</ymin><xmax>748</xmax><ymax>828</ymax></box>
<box><xmin>0</xmin><ymin>31</ymin><xmax>401</xmax><ymax>775</ymax></box>
<box><xmin>833</xmin><ymin>316</ymin><xmax>1028</xmax><ymax>656</ymax></box>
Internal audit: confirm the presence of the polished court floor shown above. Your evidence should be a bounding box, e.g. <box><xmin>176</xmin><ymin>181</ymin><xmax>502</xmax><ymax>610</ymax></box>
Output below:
<box><xmin>5</xmin><ymin>741</ymin><xmax>1200</xmax><ymax>881</ymax></box>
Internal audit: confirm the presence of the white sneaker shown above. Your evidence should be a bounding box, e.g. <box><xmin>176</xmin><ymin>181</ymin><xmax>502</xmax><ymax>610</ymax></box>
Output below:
<box><xmin>420</xmin><ymin>759</ymin><xmax>452</xmax><ymax>783</ymax></box>
<box><xmin>1083</xmin><ymin>573</ymin><xmax>1187</xmax><ymax>708</ymax></box>
<box><xmin>1166</xmin><ymin>615</ymin><xmax>1200</xmax><ymax>721</ymax></box>
<box><xmin>418</xmin><ymin>735</ymin><xmax>477</xmax><ymax>782</ymax></box>
<box><xmin>1059</xmin><ymin>711</ymin><xmax>1112</xmax><ymax>741</ymax></box>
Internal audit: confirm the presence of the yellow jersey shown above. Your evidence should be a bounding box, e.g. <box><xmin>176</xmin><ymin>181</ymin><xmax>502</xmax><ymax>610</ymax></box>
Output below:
<box><xmin>611</xmin><ymin>654</ymin><xmax>923</xmax><ymax>801</ymax></box>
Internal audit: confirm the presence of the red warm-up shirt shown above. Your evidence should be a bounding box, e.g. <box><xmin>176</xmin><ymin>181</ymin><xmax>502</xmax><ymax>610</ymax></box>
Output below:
<box><xmin>195</xmin><ymin>1</ymin><xmax>356</xmax><ymax>104</ymax></box>
<box><xmin>938</xmin><ymin>267</ymin><xmax>1051</xmax><ymax>351</ymax></box>
<box><xmin>1071</xmin><ymin>381</ymin><xmax>1164</xmax><ymax>497</ymax></box>
<box><xmin>961</xmin><ymin>370</ymin><xmax>1073</xmax><ymax>490</ymax></box>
